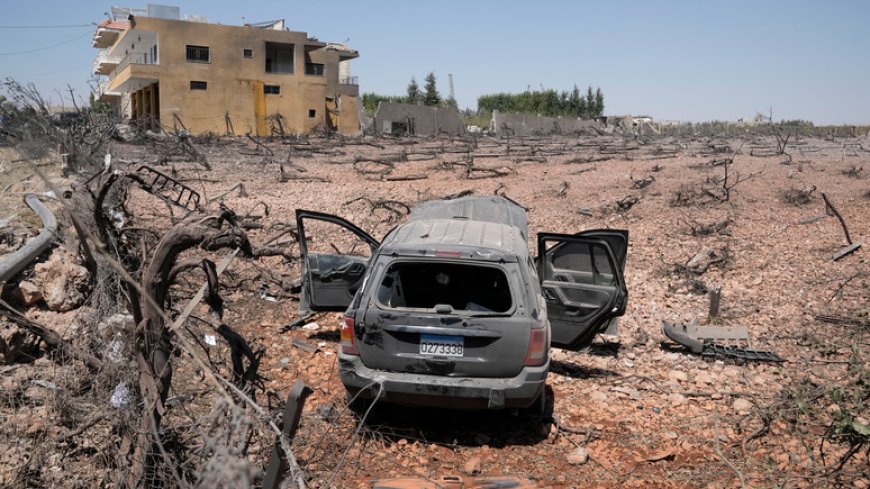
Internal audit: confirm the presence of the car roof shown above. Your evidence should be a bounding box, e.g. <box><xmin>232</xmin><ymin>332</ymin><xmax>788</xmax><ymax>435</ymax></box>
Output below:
<box><xmin>379</xmin><ymin>196</ymin><xmax>529</xmax><ymax>258</ymax></box>
<box><xmin>408</xmin><ymin>196</ymin><xmax>528</xmax><ymax>238</ymax></box>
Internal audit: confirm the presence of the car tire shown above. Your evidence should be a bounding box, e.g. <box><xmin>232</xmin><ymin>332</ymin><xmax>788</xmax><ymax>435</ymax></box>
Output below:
<box><xmin>520</xmin><ymin>389</ymin><xmax>548</xmax><ymax>418</ymax></box>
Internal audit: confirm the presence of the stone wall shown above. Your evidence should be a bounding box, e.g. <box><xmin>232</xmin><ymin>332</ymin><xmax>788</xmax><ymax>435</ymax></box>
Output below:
<box><xmin>372</xmin><ymin>102</ymin><xmax>464</xmax><ymax>136</ymax></box>
<box><xmin>492</xmin><ymin>110</ymin><xmax>602</xmax><ymax>137</ymax></box>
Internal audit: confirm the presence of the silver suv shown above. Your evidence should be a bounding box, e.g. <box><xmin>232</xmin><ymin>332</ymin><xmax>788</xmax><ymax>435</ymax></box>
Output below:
<box><xmin>296</xmin><ymin>196</ymin><xmax>628</xmax><ymax>410</ymax></box>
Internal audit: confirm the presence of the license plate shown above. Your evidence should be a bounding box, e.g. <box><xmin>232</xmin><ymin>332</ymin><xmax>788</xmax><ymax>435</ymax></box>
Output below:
<box><xmin>419</xmin><ymin>334</ymin><xmax>464</xmax><ymax>357</ymax></box>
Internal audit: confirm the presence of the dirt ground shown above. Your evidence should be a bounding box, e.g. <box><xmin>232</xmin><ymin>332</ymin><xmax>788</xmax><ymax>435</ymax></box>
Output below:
<box><xmin>2</xmin><ymin>132</ymin><xmax>868</xmax><ymax>488</ymax></box>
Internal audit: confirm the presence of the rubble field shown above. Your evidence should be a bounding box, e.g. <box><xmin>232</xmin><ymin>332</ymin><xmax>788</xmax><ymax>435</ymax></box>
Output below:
<box><xmin>1</xmin><ymin>131</ymin><xmax>868</xmax><ymax>488</ymax></box>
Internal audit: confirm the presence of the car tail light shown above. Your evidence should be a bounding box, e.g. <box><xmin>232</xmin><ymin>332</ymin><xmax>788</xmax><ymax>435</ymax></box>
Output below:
<box><xmin>524</xmin><ymin>328</ymin><xmax>547</xmax><ymax>366</ymax></box>
<box><xmin>340</xmin><ymin>316</ymin><xmax>359</xmax><ymax>355</ymax></box>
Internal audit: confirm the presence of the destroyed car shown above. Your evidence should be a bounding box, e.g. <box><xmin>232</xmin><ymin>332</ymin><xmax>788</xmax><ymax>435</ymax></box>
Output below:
<box><xmin>296</xmin><ymin>196</ymin><xmax>628</xmax><ymax>410</ymax></box>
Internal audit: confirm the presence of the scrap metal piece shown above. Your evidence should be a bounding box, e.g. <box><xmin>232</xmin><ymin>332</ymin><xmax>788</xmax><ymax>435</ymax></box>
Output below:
<box><xmin>263</xmin><ymin>380</ymin><xmax>314</xmax><ymax>489</ymax></box>
<box><xmin>703</xmin><ymin>343</ymin><xmax>784</xmax><ymax>363</ymax></box>
<box><xmin>661</xmin><ymin>321</ymin><xmax>783</xmax><ymax>363</ymax></box>
<box><xmin>0</xmin><ymin>194</ymin><xmax>57</xmax><ymax>284</ymax></box>
<box><xmin>127</xmin><ymin>165</ymin><xmax>202</xmax><ymax>212</ymax></box>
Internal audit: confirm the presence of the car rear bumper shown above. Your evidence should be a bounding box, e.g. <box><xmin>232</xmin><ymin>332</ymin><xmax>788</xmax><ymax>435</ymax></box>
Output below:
<box><xmin>338</xmin><ymin>351</ymin><xmax>548</xmax><ymax>409</ymax></box>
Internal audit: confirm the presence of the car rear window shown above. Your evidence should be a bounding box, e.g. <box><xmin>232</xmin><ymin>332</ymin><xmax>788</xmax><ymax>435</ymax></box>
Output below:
<box><xmin>377</xmin><ymin>261</ymin><xmax>512</xmax><ymax>313</ymax></box>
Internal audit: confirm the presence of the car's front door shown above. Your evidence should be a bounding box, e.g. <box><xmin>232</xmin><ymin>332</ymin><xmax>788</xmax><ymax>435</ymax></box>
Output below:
<box><xmin>295</xmin><ymin>210</ymin><xmax>379</xmax><ymax>313</ymax></box>
<box><xmin>537</xmin><ymin>231</ymin><xmax>628</xmax><ymax>350</ymax></box>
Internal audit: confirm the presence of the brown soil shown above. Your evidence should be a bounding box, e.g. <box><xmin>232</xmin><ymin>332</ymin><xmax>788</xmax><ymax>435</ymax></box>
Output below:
<box><xmin>2</xmin><ymin>133</ymin><xmax>868</xmax><ymax>488</ymax></box>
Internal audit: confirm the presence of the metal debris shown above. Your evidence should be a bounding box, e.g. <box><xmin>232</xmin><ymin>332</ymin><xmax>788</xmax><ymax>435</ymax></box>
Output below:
<box><xmin>662</xmin><ymin>321</ymin><xmax>784</xmax><ymax>362</ymax></box>
<box><xmin>127</xmin><ymin>165</ymin><xmax>202</xmax><ymax>212</ymax></box>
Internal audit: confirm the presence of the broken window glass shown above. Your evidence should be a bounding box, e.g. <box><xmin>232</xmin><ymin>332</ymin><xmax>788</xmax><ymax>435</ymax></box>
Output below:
<box><xmin>377</xmin><ymin>262</ymin><xmax>512</xmax><ymax>313</ymax></box>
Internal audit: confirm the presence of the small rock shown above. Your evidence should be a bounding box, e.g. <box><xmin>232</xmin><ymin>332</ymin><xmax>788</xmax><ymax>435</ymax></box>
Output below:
<box><xmin>589</xmin><ymin>390</ymin><xmax>609</xmax><ymax>403</ymax></box>
<box><xmin>462</xmin><ymin>456</ymin><xmax>482</xmax><ymax>476</ymax></box>
<box><xmin>567</xmin><ymin>446</ymin><xmax>589</xmax><ymax>465</ymax></box>
<box><xmin>645</xmin><ymin>449</ymin><xmax>675</xmax><ymax>462</ymax></box>
<box><xmin>34</xmin><ymin>250</ymin><xmax>90</xmax><ymax>312</ymax></box>
<box><xmin>17</xmin><ymin>281</ymin><xmax>42</xmax><ymax>306</ymax></box>
<box><xmin>694</xmin><ymin>371</ymin><xmax>714</xmax><ymax>385</ymax></box>
<box><xmin>853</xmin><ymin>478</ymin><xmax>869</xmax><ymax>489</ymax></box>
<box><xmin>610</xmin><ymin>386</ymin><xmax>642</xmax><ymax>400</ymax></box>
<box><xmin>733</xmin><ymin>398</ymin><xmax>753</xmax><ymax>413</ymax></box>
<box><xmin>668</xmin><ymin>393</ymin><xmax>687</xmax><ymax>407</ymax></box>
<box><xmin>668</xmin><ymin>370</ymin><xmax>689</xmax><ymax>382</ymax></box>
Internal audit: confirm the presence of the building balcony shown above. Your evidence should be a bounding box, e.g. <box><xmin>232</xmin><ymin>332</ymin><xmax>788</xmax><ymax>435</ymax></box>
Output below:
<box><xmin>96</xmin><ymin>80</ymin><xmax>122</xmax><ymax>99</ymax></box>
<box><xmin>92</xmin><ymin>19</ymin><xmax>128</xmax><ymax>48</ymax></box>
<box><xmin>337</xmin><ymin>76</ymin><xmax>359</xmax><ymax>97</ymax></box>
<box><xmin>107</xmin><ymin>52</ymin><xmax>160</xmax><ymax>93</ymax></box>
<box><xmin>92</xmin><ymin>27</ymin><xmax>121</xmax><ymax>48</ymax></box>
<box><xmin>93</xmin><ymin>50</ymin><xmax>122</xmax><ymax>75</ymax></box>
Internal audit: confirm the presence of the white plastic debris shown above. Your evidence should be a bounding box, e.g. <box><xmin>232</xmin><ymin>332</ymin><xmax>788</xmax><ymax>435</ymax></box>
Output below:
<box><xmin>204</xmin><ymin>334</ymin><xmax>217</xmax><ymax>346</ymax></box>
<box><xmin>302</xmin><ymin>322</ymin><xmax>320</xmax><ymax>331</ymax></box>
<box><xmin>110</xmin><ymin>382</ymin><xmax>130</xmax><ymax>410</ymax></box>
<box><xmin>258</xmin><ymin>288</ymin><xmax>277</xmax><ymax>302</ymax></box>
<box><xmin>31</xmin><ymin>379</ymin><xmax>59</xmax><ymax>390</ymax></box>
<box><xmin>108</xmin><ymin>333</ymin><xmax>126</xmax><ymax>364</ymax></box>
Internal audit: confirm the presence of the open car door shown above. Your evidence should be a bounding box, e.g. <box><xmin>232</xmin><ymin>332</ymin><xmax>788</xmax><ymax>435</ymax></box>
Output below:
<box><xmin>537</xmin><ymin>230</ymin><xmax>628</xmax><ymax>350</ymax></box>
<box><xmin>296</xmin><ymin>210</ymin><xmax>379</xmax><ymax>314</ymax></box>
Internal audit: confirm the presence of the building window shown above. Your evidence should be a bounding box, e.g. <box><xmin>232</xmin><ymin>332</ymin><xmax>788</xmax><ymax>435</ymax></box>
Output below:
<box><xmin>308</xmin><ymin>109</ymin><xmax>316</xmax><ymax>118</ymax></box>
<box><xmin>186</xmin><ymin>45</ymin><xmax>210</xmax><ymax>63</ymax></box>
<box><xmin>190</xmin><ymin>81</ymin><xmax>207</xmax><ymax>90</ymax></box>
<box><xmin>304</xmin><ymin>63</ymin><xmax>324</xmax><ymax>76</ymax></box>
<box><xmin>243</xmin><ymin>49</ymin><xmax>253</xmax><ymax>58</ymax></box>
<box><xmin>265</xmin><ymin>42</ymin><xmax>294</xmax><ymax>73</ymax></box>
<box><xmin>264</xmin><ymin>85</ymin><xmax>280</xmax><ymax>95</ymax></box>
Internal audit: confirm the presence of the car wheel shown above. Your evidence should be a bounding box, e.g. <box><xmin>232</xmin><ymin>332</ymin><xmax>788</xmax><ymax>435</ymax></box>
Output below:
<box><xmin>520</xmin><ymin>390</ymin><xmax>548</xmax><ymax>418</ymax></box>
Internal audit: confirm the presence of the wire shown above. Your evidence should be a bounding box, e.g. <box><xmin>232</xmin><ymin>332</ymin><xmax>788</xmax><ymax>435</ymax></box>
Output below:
<box><xmin>0</xmin><ymin>24</ymin><xmax>93</xmax><ymax>29</ymax></box>
<box><xmin>16</xmin><ymin>65</ymin><xmax>90</xmax><ymax>77</ymax></box>
<box><xmin>0</xmin><ymin>31</ymin><xmax>91</xmax><ymax>56</ymax></box>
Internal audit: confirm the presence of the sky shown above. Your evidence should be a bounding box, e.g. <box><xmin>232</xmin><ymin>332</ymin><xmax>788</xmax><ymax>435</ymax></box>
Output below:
<box><xmin>1</xmin><ymin>0</ymin><xmax>869</xmax><ymax>124</ymax></box>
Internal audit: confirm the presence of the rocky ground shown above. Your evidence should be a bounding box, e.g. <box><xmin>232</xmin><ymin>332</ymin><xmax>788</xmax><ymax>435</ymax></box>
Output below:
<box><xmin>1</xmin><ymin>132</ymin><xmax>868</xmax><ymax>488</ymax></box>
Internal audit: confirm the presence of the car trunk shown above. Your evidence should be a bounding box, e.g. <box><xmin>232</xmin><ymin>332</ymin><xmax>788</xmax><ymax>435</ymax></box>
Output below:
<box><xmin>357</xmin><ymin>260</ymin><xmax>531</xmax><ymax>378</ymax></box>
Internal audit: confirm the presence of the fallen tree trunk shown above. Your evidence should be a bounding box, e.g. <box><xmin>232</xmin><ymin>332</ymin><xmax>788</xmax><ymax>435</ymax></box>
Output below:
<box><xmin>126</xmin><ymin>211</ymin><xmax>252</xmax><ymax>488</ymax></box>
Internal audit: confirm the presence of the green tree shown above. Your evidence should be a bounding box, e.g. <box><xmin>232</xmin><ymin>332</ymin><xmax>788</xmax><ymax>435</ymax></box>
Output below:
<box><xmin>585</xmin><ymin>86</ymin><xmax>596</xmax><ymax>117</ymax></box>
<box><xmin>406</xmin><ymin>77</ymin><xmax>421</xmax><ymax>105</ymax></box>
<box><xmin>88</xmin><ymin>92</ymin><xmax>112</xmax><ymax>114</ymax></box>
<box><xmin>569</xmin><ymin>85</ymin><xmax>581</xmax><ymax>117</ymax></box>
<box><xmin>594</xmin><ymin>87</ymin><xmax>604</xmax><ymax>116</ymax></box>
<box><xmin>362</xmin><ymin>92</ymin><xmax>395</xmax><ymax>115</ymax></box>
<box><xmin>423</xmin><ymin>72</ymin><xmax>441</xmax><ymax>106</ymax></box>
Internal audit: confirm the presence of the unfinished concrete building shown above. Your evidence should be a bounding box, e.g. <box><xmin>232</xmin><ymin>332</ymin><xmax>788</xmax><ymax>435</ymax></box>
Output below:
<box><xmin>372</xmin><ymin>102</ymin><xmax>464</xmax><ymax>137</ymax></box>
<box><xmin>93</xmin><ymin>5</ymin><xmax>362</xmax><ymax>136</ymax></box>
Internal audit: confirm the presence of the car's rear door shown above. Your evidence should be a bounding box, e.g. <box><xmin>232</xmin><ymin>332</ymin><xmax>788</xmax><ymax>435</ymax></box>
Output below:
<box><xmin>295</xmin><ymin>209</ymin><xmax>379</xmax><ymax>313</ymax></box>
<box><xmin>537</xmin><ymin>230</ymin><xmax>628</xmax><ymax>350</ymax></box>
